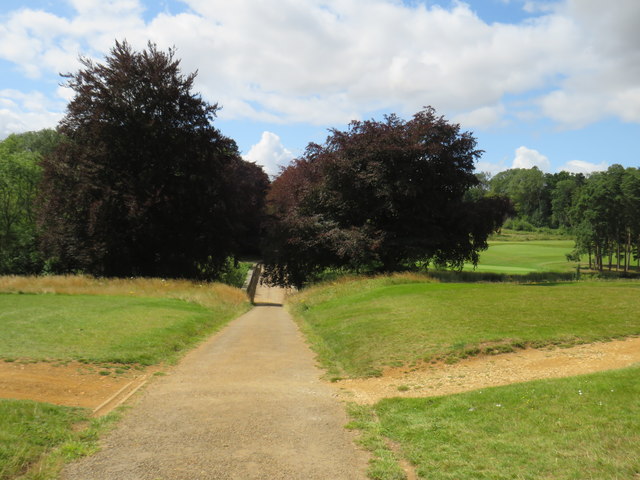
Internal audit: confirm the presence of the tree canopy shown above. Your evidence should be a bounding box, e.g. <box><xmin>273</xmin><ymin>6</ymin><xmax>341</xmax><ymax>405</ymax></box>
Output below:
<box><xmin>39</xmin><ymin>41</ymin><xmax>268</xmax><ymax>279</ymax></box>
<box><xmin>0</xmin><ymin>130</ymin><xmax>60</xmax><ymax>274</ymax></box>
<box><xmin>569</xmin><ymin>165</ymin><xmax>640</xmax><ymax>271</ymax></box>
<box><xmin>262</xmin><ymin>108</ymin><xmax>513</xmax><ymax>286</ymax></box>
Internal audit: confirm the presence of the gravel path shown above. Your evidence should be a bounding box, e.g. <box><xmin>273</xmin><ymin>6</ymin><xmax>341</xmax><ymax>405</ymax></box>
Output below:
<box><xmin>62</xmin><ymin>285</ymin><xmax>368</xmax><ymax>480</ymax></box>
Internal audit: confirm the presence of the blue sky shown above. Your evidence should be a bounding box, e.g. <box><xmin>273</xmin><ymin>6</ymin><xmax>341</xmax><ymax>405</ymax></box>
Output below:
<box><xmin>1</xmin><ymin>0</ymin><xmax>638</xmax><ymax>176</ymax></box>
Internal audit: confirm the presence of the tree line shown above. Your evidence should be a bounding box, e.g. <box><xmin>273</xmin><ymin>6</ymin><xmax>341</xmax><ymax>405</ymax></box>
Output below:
<box><xmin>1</xmin><ymin>41</ymin><xmax>521</xmax><ymax>284</ymax></box>
<box><xmin>477</xmin><ymin>165</ymin><xmax>640</xmax><ymax>272</ymax></box>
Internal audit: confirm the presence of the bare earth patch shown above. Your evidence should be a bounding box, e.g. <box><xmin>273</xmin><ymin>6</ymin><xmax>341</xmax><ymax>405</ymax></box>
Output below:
<box><xmin>334</xmin><ymin>337</ymin><xmax>640</xmax><ymax>404</ymax></box>
<box><xmin>0</xmin><ymin>361</ymin><xmax>153</xmax><ymax>415</ymax></box>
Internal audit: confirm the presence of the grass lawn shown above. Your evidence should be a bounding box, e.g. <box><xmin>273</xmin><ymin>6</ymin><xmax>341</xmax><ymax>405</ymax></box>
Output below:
<box><xmin>458</xmin><ymin>229</ymin><xmax>577</xmax><ymax>274</ymax></box>
<box><xmin>465</xmin><ymin>239</ymin><xmax>576</xmax><ymax>274</ymax></box>
<box><xmin>0</xmin><ymin>276</ymin><xmax>250</xmax><ymax>365</ymax></box>
<box><xmin>290</xmin><ymin>276</ymin><xmax>640</xmax><ymax>377</ymax></box>
<box><xmin>349</xmin><ymin>366</ymin><xmax>640</xmax><ymax>480</ymax></box>
<box><xmin>0</xmin><ymin>400</ymin><xmax>116</xmax><ymax>480</ymax></box>
<box><xmin>0</xmin><ymin>294</ymin><xmax>227</xmax><ymax>364</ymax></box>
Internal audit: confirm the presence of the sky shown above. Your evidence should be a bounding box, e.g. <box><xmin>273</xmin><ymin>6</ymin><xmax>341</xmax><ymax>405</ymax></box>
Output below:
<box><xmin>1</xmin><ymin>0</ymin><xmax>638</xmax><ymax>177</ymax></box>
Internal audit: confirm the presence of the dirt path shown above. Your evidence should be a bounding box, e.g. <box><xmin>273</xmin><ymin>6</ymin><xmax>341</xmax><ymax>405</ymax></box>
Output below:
<box><xmin>336</xmin><ymin>336</ymin><xmax>640</xmax><ymax>404</ymax></box>
<box><xmin>61</xmin><ymin>284</ymin><xmax>368</xmax><ymax>480</ymax></box>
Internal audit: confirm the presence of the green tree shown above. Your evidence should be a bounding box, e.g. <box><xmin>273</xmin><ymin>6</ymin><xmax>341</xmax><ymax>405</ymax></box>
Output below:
<box><xmin>489</xmin><ymin>167</ymin><xmax>548</xmax><ymax>226</ymax></box>
<box><xmin>620</xmin><ymin>167</ymin><xmax>640</xmax><ymax>271</ymax></box>
<box><xmin>38</xmin><ymin>41</ymin><xmax>266</xmax><ymax>279</ymax></box>
<box><xmin>464</xmin><ymin>171</ymin><xmax>492</xmax><ymax>202</ymax></box>
<box><xmin>569</xmin><ymin>165</ymin><xmax>635</xmax><ymax>272</ymax></box>
<box><xmin>0</xmin><ymin>130</ymin><xmax>60</xmax><ymax>273</ymax></box>
<box><xmin>549</xmin><ymin>172</ymin><xmax>585</xmax><ymax>229</ymax></box>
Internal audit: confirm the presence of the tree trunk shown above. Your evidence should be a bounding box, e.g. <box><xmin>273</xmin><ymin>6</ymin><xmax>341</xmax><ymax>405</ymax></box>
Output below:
<box><xmin>625</xmin><ymin>230</ymin><xmax>631</xmax><ymax>273</ymax></box>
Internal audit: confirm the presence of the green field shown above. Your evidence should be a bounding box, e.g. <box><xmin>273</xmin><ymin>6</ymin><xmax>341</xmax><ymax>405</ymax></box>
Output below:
<box><xmin>0</xmin><ymin>293</ymin><xmax>240</xmax><ymax>365</ymax></box>
<box><xmin>459</xmin><ymin>229</ymin><xmax>577</xmax><ymax>274</ymax></box>
<box><xmin>466</xmin><ymin>239</ymin><xmax>576</xmax><ymax>273</ymax></box>
<box><xmin>291</xmin><ymin>276</ymin><xmax>640</xmax><ymax>377</ymax></box>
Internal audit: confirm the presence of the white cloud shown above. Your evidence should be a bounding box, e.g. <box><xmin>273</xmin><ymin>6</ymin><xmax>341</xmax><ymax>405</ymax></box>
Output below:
<box><xmin>0</xmin><ymin>89</ymin><xmax>63</xmax><ymax>138</ymax></box>
<box><xmin>0</xmin><ymin>0</ymin><xmax>638</xmax><ymax>130</ymax></box>
<box><xmin>243</xmin><ymin>132</ymin><xmax>295</xmax><ymax>177</ymax></box>
<box><xmin>559</xmin><ymin>159</ymin><xmax>608</xmax><ymax>174</ymax></box>
<box><xmin>523</xmin><ymin>1</ymin><xmax>558</xmax><ymax>14</ymax></box>
<box><xmin>512</xmin><ymin>146</ymin><xmax>550</xmax><ymax>170</ymax></box>
<box><xmin>475</xmin><ymin>159</ymin><xmax>510</xmax><ymax>176</ymax></box>
<box><xmin>538</xmin><ymin>0</ymin><xmax>640</xmax><ymax>127</ymax></box>
<box><xmin>453</xmin><ymin>104</ymin><xmax>506</xmax><ymax>129</ymax></box>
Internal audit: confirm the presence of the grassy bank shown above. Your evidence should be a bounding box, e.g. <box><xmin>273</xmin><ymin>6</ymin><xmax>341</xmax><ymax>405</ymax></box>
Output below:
<box><xmin>0</xmin><ymin>400</ymin><xmax>116</xmax><ymax>480</ymax></box>
<box><xmin>349</xmin><ymin>366</ymin><xmax>640</xmax><ymax>480</ymax></box>
<box><xmin>290</xmin><ymin>275</ymin><xmax>640</xmax><ymax>377</ymax></box>
<box><xmin>0</xmin><ymin>275</ymin><xmax>249</xmax><ymax>309</ymax></box>
<box><xmin>0</xmin><ymin>276</ymin><xmax>250</xmax><ymax>365</ymax></box>
<box><xmin>1</xmin><ymin>294</ymin><xmax>225</xmax><ymax>364</ymax></box>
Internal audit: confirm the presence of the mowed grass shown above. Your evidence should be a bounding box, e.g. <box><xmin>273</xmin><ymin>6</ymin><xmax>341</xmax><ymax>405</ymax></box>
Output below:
<box><xmin>290</xmin><ymin>276</ymin><xmax>640</xmax><ymax>377</ymax></box>
<box><xmin>350</xmin><ymin>366</ymin><xmax>640</xmax><ymax>480</ymax></box>
<box><xmin>1</xmin><ymin>294</ymin><xmax>220</xmax><ymax>364</ymax></box>
<box><xmin>0</xmin><ymin>275</ymin><xmax>250</xmax><ymax>365</ymax></box>
<box><xmin>465</xmin><ymin>239</ymin><xmax>576</xmax><ymax>273</ymax></box>
<box><xmin>0</xmin><ymin>400</ymin><xmax>115</xmax><ymax>480</ymax></box>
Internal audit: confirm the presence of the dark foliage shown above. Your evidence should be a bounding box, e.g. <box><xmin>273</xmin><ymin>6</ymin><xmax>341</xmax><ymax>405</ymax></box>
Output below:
<box><xmin>38</xmin><ymin>41</ymin><xmax>267</xmax><ymax>279</ymax></box>
<box><xmin>262</xmin><ymin>108</ymin><xmax>513</xmax><ymax>286</ymax></box>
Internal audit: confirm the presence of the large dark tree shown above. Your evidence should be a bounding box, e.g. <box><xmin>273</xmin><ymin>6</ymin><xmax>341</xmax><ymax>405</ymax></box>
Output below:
<box><xmin>263</xmin><ymin>108</ymin><xmax>512</xmax><ymax>286</ymax></box>
<box><xmin>39</xmin><ymin>41</ymin><xmax>266</xmax><ymax>278</ymax></box>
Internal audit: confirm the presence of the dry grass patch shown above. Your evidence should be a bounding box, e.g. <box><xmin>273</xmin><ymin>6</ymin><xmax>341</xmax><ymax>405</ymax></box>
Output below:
<box><xmin>0</xmin><ymin>275</ymin><xmax>247</xmax><ymax>309</ymax></box>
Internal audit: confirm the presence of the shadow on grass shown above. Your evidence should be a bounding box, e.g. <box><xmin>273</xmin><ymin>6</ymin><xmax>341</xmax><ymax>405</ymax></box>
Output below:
<box><xmin>429</xmin><ymin>269</ymin><xmax>640</xmax><ymax>284</ymax></box>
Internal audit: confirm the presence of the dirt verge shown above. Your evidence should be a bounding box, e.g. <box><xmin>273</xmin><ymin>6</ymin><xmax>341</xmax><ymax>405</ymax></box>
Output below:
<box><xmin>334</xmin><ymin>337</ymin><xmax>640</xmax><ymax>404</ymax></box>
<box><xmin>3</xmin><ymin>337</ymin><xmax>639</xmax><ymax>413</ymax></box>
<box><xmin>0</xmin><ymin>361</ymin><xmax>154</xmax><ymax>414</ymax></box>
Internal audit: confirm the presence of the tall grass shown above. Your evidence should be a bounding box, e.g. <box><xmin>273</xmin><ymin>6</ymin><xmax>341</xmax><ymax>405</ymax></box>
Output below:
<box><xmin>0</xmin><ymin>275</ymin><xmax>247</xmax><ymax>309</ymax></box>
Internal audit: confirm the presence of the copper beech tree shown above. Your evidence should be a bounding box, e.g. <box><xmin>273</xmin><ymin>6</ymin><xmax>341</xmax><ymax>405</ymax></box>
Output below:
<box><xmin>39</xmin><ymin>41</ymin><xmax>268</xmax><ymax>279</ymax></box>
<box><xmin>262</xmin><ymin>108</ymin><xmax>513</xmax><ymax>287</ymax></box>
